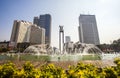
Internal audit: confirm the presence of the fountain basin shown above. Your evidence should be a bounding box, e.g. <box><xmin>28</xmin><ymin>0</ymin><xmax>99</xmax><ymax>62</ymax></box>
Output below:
<box><xmin>0</xmin><ymin>53</ymin><xmax>101</xmax><ymax>61</ymax></box>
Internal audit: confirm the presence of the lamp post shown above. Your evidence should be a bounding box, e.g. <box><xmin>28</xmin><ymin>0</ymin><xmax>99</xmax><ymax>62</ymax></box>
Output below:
<box><xmin>59</xmin><ymin>26</ymin><xmax>64</xmax><ymax>54</ymax></box>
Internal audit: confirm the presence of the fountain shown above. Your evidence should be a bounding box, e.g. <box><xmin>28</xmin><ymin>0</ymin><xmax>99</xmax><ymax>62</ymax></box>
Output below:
<box><xmin>22</xmin><ymin>41</ymin><xmax>103</xmax><ymax>61</ymax></box>
<box><xmin>21</xmin><ymin>40</ymin><xmax>120</xmax><ymax>62</ymax></box>
<box><xmin>0</xmin><ymin>41</ymin><xmax>119</xmax><ymax>64</ymax></box>
<box><xmin>24</xmin><ymin>44</ymin><xmax>47</xmax><ymax>55</ymax></box>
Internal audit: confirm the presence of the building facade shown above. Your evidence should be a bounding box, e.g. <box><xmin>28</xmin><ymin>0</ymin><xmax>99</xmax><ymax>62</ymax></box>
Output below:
<box><xmin>29</xmin><ymin>25</ymin><xmax>45</xmax><ymax>44</ymax></box>
<box><xmin>10</xmin><ymin>20</ymin><xmax>45</xmax><ymax>47</ymax></box>
<box><xmin>33</xmin><ymin>14</ymin><xmax>51</xmax><ymax>45</ymax></box>
<box><xmin>10</xmin><ymin>20</ymin><xmax>32</xmax><ymax>46</ymax></box>
<box><xmin>78</xmin><ymin>14</ymin><xmax>100</xmax><ymax>45</ymax></box>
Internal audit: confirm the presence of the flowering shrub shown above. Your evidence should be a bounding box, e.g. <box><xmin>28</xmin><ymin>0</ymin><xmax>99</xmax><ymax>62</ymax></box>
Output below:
<box><xmin>40</xmin><ymin>64</ymin><xmax>66</xmax><ymax>78</ymax></box>
<box><xmin>114</xmin><ymin>58</ymin><xmax>120</xmax><ymax>76</ymax></box>
<box><xmin>0</xmin><ymin>62</ymin><xmax>17</xmax><ymax>78</ymax></box>
<box><xmin>0</xmin><ymin>58</ymin><xmax>120</xmax><ymax>78</ymax></box>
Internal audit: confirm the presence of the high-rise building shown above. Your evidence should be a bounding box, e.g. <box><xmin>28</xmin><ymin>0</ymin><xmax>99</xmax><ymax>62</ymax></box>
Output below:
<box><xmin>10</xmin><ymin>20</ymin><xmax>45</xmax><ymax>47</ymax></box>
<box><xmin>65</xmin><ymin>36</ymin><xmax>71</xmax><ymax>43</ymax></box>
<box><xmin>78</xmin><ymin>14</ymin><xmax>100</xmax><ymax>45</ymax></box>
<box><xmin>33</xmin><ymin>14</ymin><xmax>51</xmax><ymax>45</ymax></box>
<box><xmin>30</xmin><ymin>25</ymin><xmax>45</xmax><ymax>44</ymax></box>
<box><xmin>10</xmin><ymin>20</ymin><xmax>32</xmax><ymax>46</ymax></box>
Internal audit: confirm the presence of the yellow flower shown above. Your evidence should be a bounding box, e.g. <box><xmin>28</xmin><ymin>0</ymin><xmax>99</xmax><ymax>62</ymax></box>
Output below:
<box><xmin>0</xmin><ymin>65</ymin><xmax>2</xmax><ymax>70</ymax></box>
<box><xmin>78</xmin><ymin>70</ymin><xmax>83</xmax><ymax>75</ymax></box>
<box><xmin>69</xmin><ymin>69</ymin><xmax>74</xmax><ymax>74</ymax></box>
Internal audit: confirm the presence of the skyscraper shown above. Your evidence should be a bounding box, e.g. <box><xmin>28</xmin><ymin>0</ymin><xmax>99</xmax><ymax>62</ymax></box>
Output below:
<box><xmin>78</xmin><ymin>14</ymin><xmax>100</xmax><ymax>45</ymax></box>
<box><xmin>33</xmin><ymin>14</ymin><xmax>51</xmax><ymax>45</ymax></box>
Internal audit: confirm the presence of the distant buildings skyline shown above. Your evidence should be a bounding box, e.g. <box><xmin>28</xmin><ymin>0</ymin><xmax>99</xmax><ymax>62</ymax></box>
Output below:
<box><xmin>33</xmin><ymin>14</ymin><xmax>51</xmax><ymax>45</ymax></box>
<box><xmin>78</xmin><ymin>14</ymin><xmax>100</xmax><ymax>45</ymax></box>
<box><xmin>10</xmin><ymin>14</ymin><xmax>101</xmax><ymax>48</ymax></box>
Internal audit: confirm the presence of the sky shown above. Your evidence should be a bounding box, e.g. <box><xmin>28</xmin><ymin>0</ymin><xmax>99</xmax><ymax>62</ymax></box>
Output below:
<box><xmin>0</xmin><ymin>0</ymin><xmax>120</xmax><ymax>48</ymax></box>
